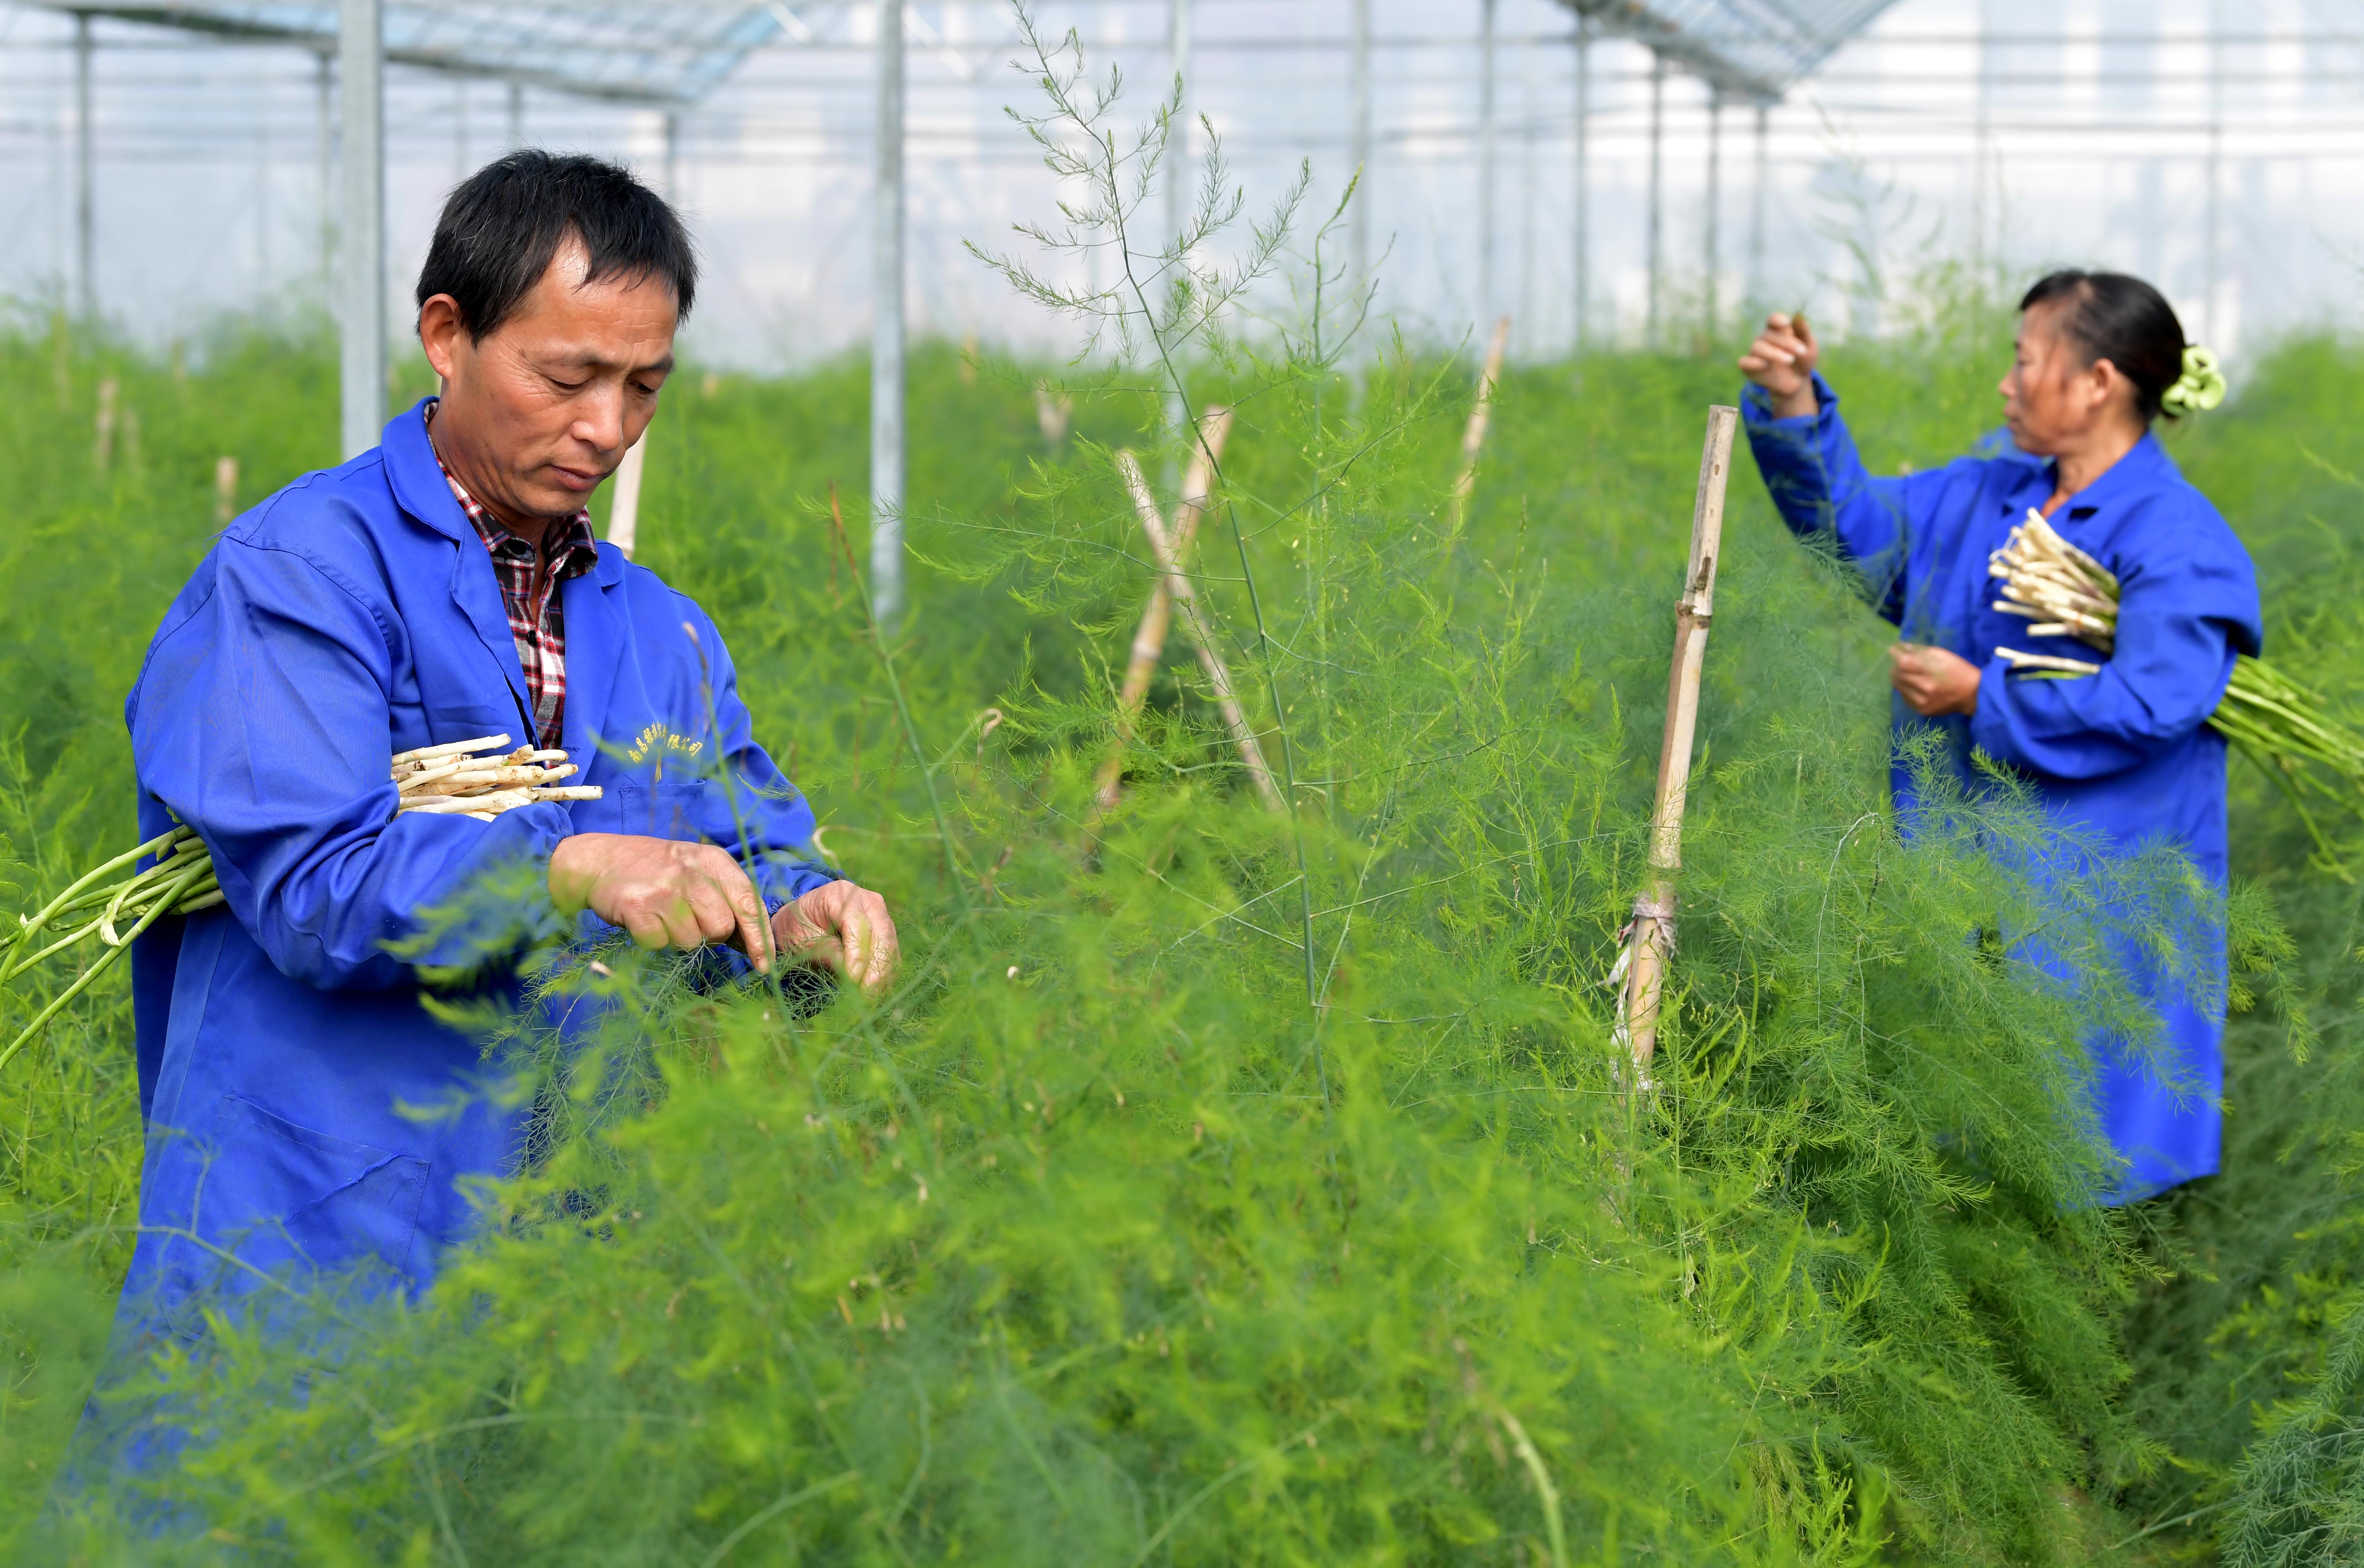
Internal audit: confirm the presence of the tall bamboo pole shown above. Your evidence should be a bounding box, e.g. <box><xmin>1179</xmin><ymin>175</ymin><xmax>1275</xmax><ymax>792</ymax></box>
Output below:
<box><xmin>1116</xmin><ymin>450</ymin><xmax>1283</xmax><ymax>813</ymax></box>
<box><xmin>1450</xmin><ymin>313</ymin><xmax>1512</xmax><ymax>525</ymax></box>
<box><xmin>1617</xmin><ymin>405</ymin><xmax>1738</xmax><ymax>1083</ymax></box>
<box><xmin>1093</xmin><ymin>406</ymin><xmax>1233</xmax><ymax>816</ymax></box>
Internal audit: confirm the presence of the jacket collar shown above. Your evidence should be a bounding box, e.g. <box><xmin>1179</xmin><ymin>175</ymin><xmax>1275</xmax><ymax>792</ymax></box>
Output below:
<box><xmin>2050</xmin><ymin>429</ymin><xmax>2177</xmax><ymax>516</ymax></box>
<box><xmin>381</xmin><ymin>399</ymin><xmax>534</xmax><ymax>729</ymax></box>
<box><xmin>382</xmin><ymin>397</ymin><xmax>475</xmax><ymax>542</ymax></box>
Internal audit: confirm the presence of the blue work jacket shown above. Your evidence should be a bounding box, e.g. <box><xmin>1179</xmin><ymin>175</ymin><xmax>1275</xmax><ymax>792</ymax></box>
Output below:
<box><xmin>1743</xmin><ymin>374</ymin><xmax>2263</xmax><ymax>1201</ymax></box>
<box><xmin>118</xmin><ymin>400</ymin><xmax>834</xmax><ymax>1333</ymax></box>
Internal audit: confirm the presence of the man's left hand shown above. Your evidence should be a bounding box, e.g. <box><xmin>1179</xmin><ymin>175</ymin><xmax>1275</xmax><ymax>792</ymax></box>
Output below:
<box><xmin>1888</xmin><ymin>642</ymin><xmax>1982</xmax><ymax>716</ymax></box>
<box><xmin>772</xmin><ymin>881</ymin><xmax>900</xmax><ymax>994</ymax></box>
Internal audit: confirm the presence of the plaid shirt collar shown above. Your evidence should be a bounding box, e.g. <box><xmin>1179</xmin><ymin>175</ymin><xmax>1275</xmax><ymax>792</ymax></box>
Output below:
<box><xmin>422</xmin><ymin>399</ymin><xmax>601</xmax><ymax>749</ymax></box>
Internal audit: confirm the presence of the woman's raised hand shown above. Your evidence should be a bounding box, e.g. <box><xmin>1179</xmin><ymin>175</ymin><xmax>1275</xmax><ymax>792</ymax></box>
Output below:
<box><xmin>1738</xmin><ymin>312</ymin><xmax>1820</xmax><ymax>419</ymax></box>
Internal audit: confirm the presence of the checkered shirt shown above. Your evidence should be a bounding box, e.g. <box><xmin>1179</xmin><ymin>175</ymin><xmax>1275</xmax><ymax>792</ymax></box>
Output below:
<box><xmin>425</xmin><ymin>402</ymin><xmax>602</xmax><ymax>750</ymax></box>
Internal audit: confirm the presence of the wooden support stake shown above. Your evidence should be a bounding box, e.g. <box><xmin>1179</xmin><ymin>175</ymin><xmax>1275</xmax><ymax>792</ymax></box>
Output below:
<box><xmin>1093</xmin><ymin>405</ymin><xmax>1234</xmax><ymax>816</ymax></box>
<box><xmin>1449</xmin><ymin>313</ymin><xmax>1512</xmax><ymax>523</ymax></box>
<box><xmin>606</xmin><ymin>429</ymin><xmax>649</xmax><ymax>558</ymax></box>
<box><xmin>1617</xmin><ymin>404</ymin><xmax>1738</xmax><ymax>1083</ymax></box>
<box><xmin>1116</xmin><ymin>448</ymin><xmax>1284</xmax><ymax>814</ymax></box>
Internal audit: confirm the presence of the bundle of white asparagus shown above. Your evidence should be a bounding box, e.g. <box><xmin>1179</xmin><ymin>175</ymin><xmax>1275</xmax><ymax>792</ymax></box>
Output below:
<box><xmin>387</xmin><ymin>732</ymin><xmax>602</xmax><ymax>819</ymax></box>
<box><xmin>1990</xmin><ymin>508</ymin><xmax>2364</xmax><ymax>855</ymax></box>
<box><xmin>0</xmin><ymin>734</ymin><xmax>600</xmax><ymax>1068</ymax></box>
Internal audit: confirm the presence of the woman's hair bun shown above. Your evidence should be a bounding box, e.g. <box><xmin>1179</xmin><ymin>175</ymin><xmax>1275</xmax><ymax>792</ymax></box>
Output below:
<box><xmin>2161</xmin><ymin>345</ymin><xmax>2228</xmax><ymax>417</ymax></box>
<box><xmin>2019</xmin><ymin>270</ymin><xmax>2195</xmax><ymax>422</ymax></box>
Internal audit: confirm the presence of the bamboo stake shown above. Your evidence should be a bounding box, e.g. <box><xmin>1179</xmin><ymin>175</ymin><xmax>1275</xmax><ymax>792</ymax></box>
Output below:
<box><xmin>1115</xmin><ymin>450</ymin><xmax>1285</xmax><ymax>813</ymax></box>
<box><xmin>1093</xmin><ymin>405</ymin><xmax>1235</xmax><ymax>816</ymax></box>
<box><xmin>1616</xmin><ymin>405</ymin><xmax>1739</xmax><ymax>1085</ymax></box>
<box><xmin>606</xmin><ymin>429</ymin><xmax>649</xmax><ymax>558</ymax></box>
<box><xmin>1449</xmin><ymin>313</ymin><xmax>1513</xmax><ymax>525</ymax></box>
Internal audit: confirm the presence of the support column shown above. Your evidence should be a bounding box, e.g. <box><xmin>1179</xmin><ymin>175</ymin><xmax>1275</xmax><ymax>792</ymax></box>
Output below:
<box><xmin>871</xmin><ymin>0</ymin><xmax>907</xmax><ymax>624</ymax></box>
<box><xmin>316</xmin><ymin>52</ymin><xmax>333</xmax><ymax>288</ymax></box>
<box><xmin>1703</xmin><ymin>94</ymin><xmax>1721</xmax><ymax>341</ymax></box>
<box><xmin>1972</xmin><ymin>0</ymin><xmax>1991</xmax><ymax>277</ymax></box>
<box><xmin>663</xmin><ymin>112</ymin><xmax>682</xmax><ymax>203</ymax></box>
<box><xmin>1518</xmin><ymin>45</ymin><xmax>1535</xmax><ymax>333</ymax></box>
<box><xmin>508</xmin><ymin>81</ymin><xmax>525</xmax><ymax>148</ymax></box>
<box><xmin>339</xmin><ymin>0</ymin><xmax>385</xmax><ymax>460</ymax></box>
<box><xmin>1573</xmin><ymin>25</ymin><xmax>1589</xmax><ymax>350</ymax></box>
<box><xmin>1477</xmin><ymin>0</ymin><xmax>1496</xmax><ymax>328</ymax></box>
<box><xmin>74</xmin><ymin>12</ymin><xmax>93</xmax><ymax>320</ymax></box>
<box><xmin>1348</xmin><ymin>0</ymin><xmax>1371</xmax><ymax>287</ymax></box>
<box><xmin>1748</xmin><ymin>103</ymin><xmax>1767</xmax><ymax>304</ymax></box>
<box><xmin>2203</xmin><ymin>0</ymin><xmax>2222</xmax><ymax>342</ymax></box>
<box><xmin>453</xmin><ymin>80</ymin><xmax>469</xmax><ymax>181</ymax></box>
<box><xmin>1163</xmin><ymin>0</ymin><xmax>1191</xmax><ymax>490</ymax></box>
<box><xmin>256</xmin><ymin>110</ymin><xmax>271</xmax><ymax>299</ymax></box>
<box><xmin>1646</xmin><ymin>55</ymin><xmax>1665</xmax><ymax>348</ymax></box>
<box><xmin>1166</xmin><ymin>0</ymin><xmax>1191</xmax><ymax>250</ymax></box>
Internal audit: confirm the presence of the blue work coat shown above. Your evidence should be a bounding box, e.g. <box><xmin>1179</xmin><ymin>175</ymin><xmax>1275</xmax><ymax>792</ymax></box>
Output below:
<box><xmin>118</xmin><ymin>399</ymin><xmax>834</xmax><ymax>1334</ymax></box>
<box><xmin>1743</xmin><ymin>373</ymin><xmax>2263</xmax><ymax>1202</ymax></box>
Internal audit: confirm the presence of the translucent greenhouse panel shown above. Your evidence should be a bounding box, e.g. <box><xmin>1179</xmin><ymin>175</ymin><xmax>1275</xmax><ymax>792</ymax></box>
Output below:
<box><xmin>36</xmin><ymin>2</ymin><xmax>789</xmax><ymax>102</ymax></box>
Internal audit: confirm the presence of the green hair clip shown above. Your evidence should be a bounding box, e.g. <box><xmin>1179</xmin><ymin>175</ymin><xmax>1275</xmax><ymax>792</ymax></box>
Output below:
<box><xmin>2162</xmin><ymin>344</ymin><xmax>2228</xmax><ymax>416</ymax></box>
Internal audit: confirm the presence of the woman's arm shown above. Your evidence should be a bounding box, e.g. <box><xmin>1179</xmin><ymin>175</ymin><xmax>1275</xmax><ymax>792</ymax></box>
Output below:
<box><xmin>1969</xmin><ymin>515</ymin><xmax>2264</xmax><ymax>780</ymax></box>
<box><xmin>1738</xmin><ymin>314</ymin><xmax>1918</xmax><ymax>625</ymax></box>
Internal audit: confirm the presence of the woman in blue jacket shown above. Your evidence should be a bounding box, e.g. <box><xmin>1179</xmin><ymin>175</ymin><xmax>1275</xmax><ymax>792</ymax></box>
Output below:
<box><xmin>1738</xmin><ymin>271</ymin><xmax>2261</xmax><ymax>1202</ymax></box>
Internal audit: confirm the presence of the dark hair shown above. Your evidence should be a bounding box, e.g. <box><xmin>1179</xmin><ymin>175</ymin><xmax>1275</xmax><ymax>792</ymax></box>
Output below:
<box><xmin>2017</xmin><ymin>269</ymin><xmax>2187</xmax><ymax>422</ymax></box>
<box><xmin>415</xmin><ymin>151</ymin><xmax>697</xmax><ymax>340</ymax></box>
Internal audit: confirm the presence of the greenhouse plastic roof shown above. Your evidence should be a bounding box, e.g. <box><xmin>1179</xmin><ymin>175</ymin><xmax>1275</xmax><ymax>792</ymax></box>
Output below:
<box><xmin>1563</xmin><ymin>0</ymin><xmax>1900</xmax><ymax>103</ymax></box>
<box><xmin>27</xmin><ymin>2</ymin><xmax>795</xmax><ymax>103</ymax></box>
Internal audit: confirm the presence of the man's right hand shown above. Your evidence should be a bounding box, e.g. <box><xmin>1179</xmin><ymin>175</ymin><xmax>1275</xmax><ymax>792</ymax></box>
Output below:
<box><xmin>549</xmin><ymin>833</ymin><xmax>777</xmax><ymax>970</ymax></box>
<box><xmin>1738</xmin><ymin>312</ymin><xmax>1820</xmax><ymax>419</ymax></box>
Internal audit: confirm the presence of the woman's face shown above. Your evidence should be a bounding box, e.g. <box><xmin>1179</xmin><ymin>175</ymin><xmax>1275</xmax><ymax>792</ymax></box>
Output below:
<box><xmin>2000</xmin><ymin>300</ymin><xmax>2138</xmax><ymax>455</ymax></box>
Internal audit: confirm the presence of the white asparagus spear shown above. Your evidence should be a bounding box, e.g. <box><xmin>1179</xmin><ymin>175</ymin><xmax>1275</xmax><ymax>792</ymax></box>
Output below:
<box><xmin>405</xmin><ymin>763</ymin><xmax>579</xmax><ymax>795</ymax></box>
<box><xmin>1997</xmin><ymin>645</ymin><xmax>2103</xmax><ymax>676</ymax></box>
<box><xmin>390</xmin><ymin>734</ymin><xmax>513</xmax><ymax>768</ymax></box>
<box><xmin>399</xmin><ymin>788</ymin><xmax>539</xmax><ymax>815</ymax></box>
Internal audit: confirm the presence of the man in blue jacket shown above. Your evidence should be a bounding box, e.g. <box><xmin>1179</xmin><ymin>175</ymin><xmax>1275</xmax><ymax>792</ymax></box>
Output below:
<box><xmin>118</xmin><ymin>152</ymin><xmax>897</xmax><ymax>1336</ymax></box>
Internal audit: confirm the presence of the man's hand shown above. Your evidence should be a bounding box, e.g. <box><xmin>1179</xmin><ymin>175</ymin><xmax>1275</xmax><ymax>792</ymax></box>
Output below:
<box><xmin>550</xmin><ymin>833</ymin><xmax>777</xmax><ymax>968</ymax></box>
<box><xmin>1738</xmin><ymin>312</ymin><xmax>1820</xmax><ymax>419</ymax></box>
<box><xmin>1888</xmin><ymin>642</ymin><xmax>1982</xmax><ymax>717</ymax></box>
<box><xmin>772</xmin><ymin>881</ymin><xmax>899</xmax><ymax>995</ymax></box>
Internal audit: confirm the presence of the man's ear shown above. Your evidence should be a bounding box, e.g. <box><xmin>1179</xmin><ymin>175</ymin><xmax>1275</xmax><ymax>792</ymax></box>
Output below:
<box><xmin>417</xmin><ymin>294</ymin><xmax>468</xmax><ymax>384</ymax></box>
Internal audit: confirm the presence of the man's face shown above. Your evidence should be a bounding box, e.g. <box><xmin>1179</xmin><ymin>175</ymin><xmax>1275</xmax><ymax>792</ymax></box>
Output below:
<box><xmin>419</xmin><ymin>239</ymin><xmax>677</xmax><ymax>532</ymax></box>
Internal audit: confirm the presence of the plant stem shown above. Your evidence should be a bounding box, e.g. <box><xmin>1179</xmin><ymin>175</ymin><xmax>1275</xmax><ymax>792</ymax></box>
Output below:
<box><xmin>1107</xmin><ymin>136</ymin><xmax>1327</xmax><ymax>1097</ymax></box>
